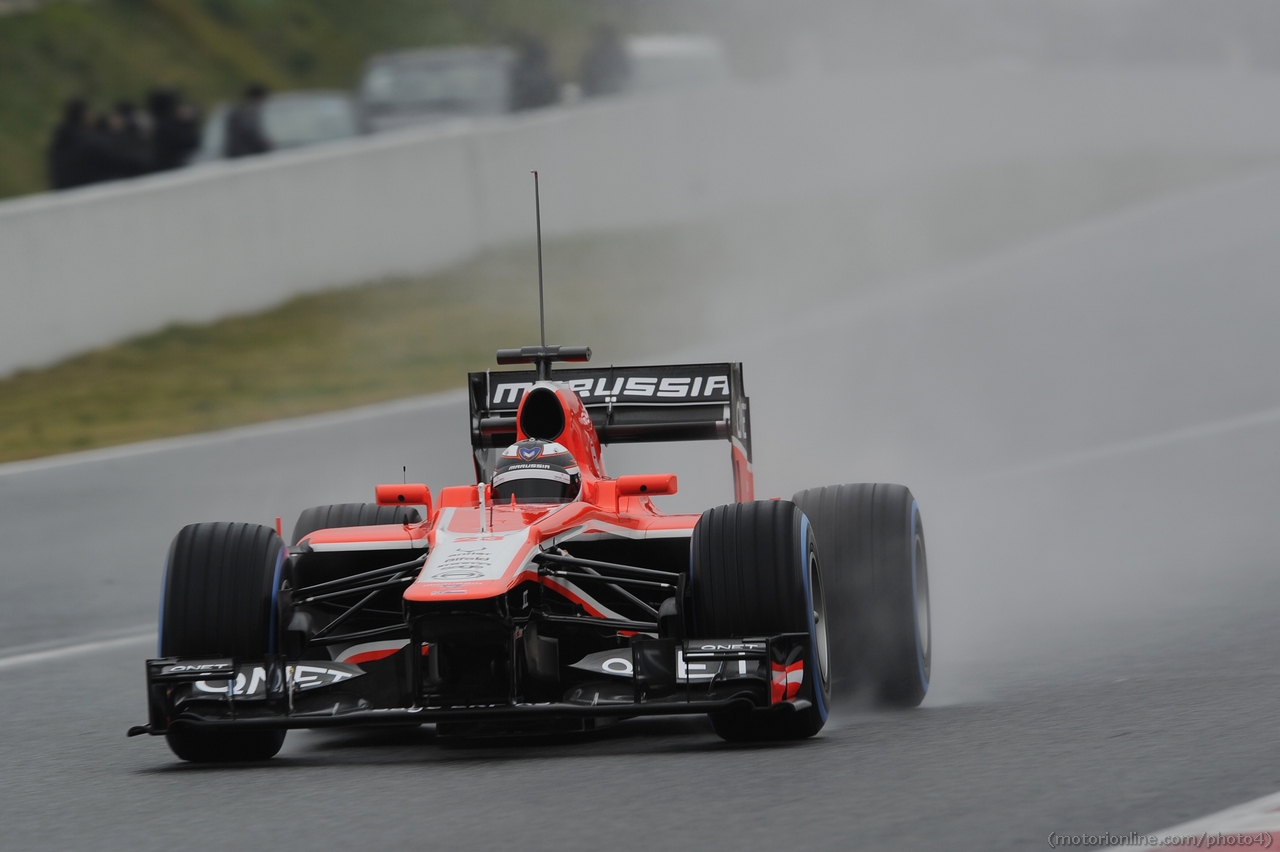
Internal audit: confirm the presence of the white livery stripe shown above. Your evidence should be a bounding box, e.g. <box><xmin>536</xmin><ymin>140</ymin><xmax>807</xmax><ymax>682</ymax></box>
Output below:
<box><xmin>572</xmin><ymin>521</ymin><xmax>693</xmax><ymax>541</ymax></box>
<box><xmin>308</xmin><ymin>539</ymin><xmax>427</xmax><ymax>552</ymax></box>
<box><xmin>335</xmin><ymin>639</ymin><xmax>410</xmax><ymax>664</ymax></box>
<box><xmin>493</xmin><ymin>468</ymin><xmax>571</xmax><ymax>485</ymax></box>
<box><xmin>541</xmin><ymin>576</ymin><xmax>631</xmax><ymax>623</ymax></box>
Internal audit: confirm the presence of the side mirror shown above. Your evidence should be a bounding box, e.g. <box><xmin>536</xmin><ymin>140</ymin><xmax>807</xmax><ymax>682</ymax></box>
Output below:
<box><xmin>375</xmin><ymin>483</ymin><xmax>432</xmax><ymax>516</ymax></box>
<box><xmin>616</xmin><ymin>473</ymin><xmax>678</xmax><ymax>497</ymax></box>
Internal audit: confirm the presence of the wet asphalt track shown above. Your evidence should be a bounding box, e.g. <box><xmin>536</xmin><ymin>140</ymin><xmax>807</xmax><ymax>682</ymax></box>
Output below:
<box><xmin>4</xmin><ymin>169</ymin><xmax>1280</xmax><ymax>850</ymax></box>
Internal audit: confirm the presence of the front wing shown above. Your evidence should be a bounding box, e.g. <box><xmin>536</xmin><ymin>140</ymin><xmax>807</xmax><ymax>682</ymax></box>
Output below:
<box><xmin>128</xmin><ymin>634</ymin><xmax>816</xmax><ymax>736</ymax></box>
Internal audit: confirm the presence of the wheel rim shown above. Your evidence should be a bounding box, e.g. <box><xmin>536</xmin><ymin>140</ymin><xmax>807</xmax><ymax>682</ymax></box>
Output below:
<box><xmin>914</xmin><ymin>531</ymin><xmax>931</xmax><ymax>673</ymax></box>
<box><xmin>809</xmin><ymin>548</ymin><xmax>830</xmax><ymax>686</ymax></box>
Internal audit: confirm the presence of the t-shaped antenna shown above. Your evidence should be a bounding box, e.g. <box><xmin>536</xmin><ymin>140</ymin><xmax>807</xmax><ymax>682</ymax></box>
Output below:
<box><xmin>493</xmin><ymin>172</ymin><xmax>591</xmax><ymax>380</ymax></box>
<box><xmin>533</xmin><ymin>170</ymin><xmax>546</xmax><ymax>348</ymax></box>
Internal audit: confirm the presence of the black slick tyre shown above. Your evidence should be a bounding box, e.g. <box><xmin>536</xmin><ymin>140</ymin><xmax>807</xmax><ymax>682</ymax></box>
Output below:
<box><xmin>690</xmin><ymin>500</ymin><xmax>830</xmax><ymax>741</ymax></box>
<box><xmin>291</xmin><ymin>503</ymin><xmax>422</xmax><ymax>545</ymax></box>
<box><xmin>160</xmin><ymin>522</ymin><xmax>288</xmax><ymax>762</ymax></box>
<box><xmin>164</xmin><ymin>726</ymin><xmax>287</xmax><ymax>764</ymax></box>
<box><xmin>792</xmin><ymin>484</ymin><xmax>930</xmax><ymax>707</ymax></box>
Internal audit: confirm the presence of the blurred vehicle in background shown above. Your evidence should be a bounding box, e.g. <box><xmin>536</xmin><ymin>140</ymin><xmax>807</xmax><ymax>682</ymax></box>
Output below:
<box><xmin>509</xmin><ymin>34</ymin><xmax>560</xmax><ymax>111</ymax></box>
<box><xmin>358</xmin><ymin>47</ymin><xmax>516</xmax><ymax>133</ymax></box>
<box><xmin>579</xmin><ymin>24</ymin><xmax>630</xmax><ymax>98</ymax></box>
<box><xmin>623</xmin><ymin>35</ymin><xmax>731</xmax><ymax>95</ymax></box>
<box><xmin>193</xmin><ymin>90</ymin><xmax>363</xmax><ymax>162</ymax></box>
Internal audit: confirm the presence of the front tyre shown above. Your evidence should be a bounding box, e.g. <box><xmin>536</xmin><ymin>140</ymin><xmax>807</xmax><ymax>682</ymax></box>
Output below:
<box><xmin>690</xmin><ymin>500</ymin><xmax>830</xmax><ymax>741</ymax></box>
<box><xmin>165</xmin><ymin>727</ymin><xmax>286</xmax><ymax>763</ymax></box>
<box><xmin>160</xmin><ymin>522</ymin><xmax>288</xmax><ymax>762</ymax></box>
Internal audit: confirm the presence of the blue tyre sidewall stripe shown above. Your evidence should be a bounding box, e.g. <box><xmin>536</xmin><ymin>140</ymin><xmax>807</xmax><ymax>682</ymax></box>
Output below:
<box><xmin>158</xmin><ymin>545</ymin><xmax>171</xmax><ymax>657</ymax></box>
<box><xmin>799</xmin><ymin>512</ymin><xmax>828</xmax><ymax>722</ymax></box>
<box><xmin>909</xmin><ymin>499</ymin><xmax>929</xmax><ymax>694</ymax></box>
<box><xmin>687</xmin><ymin>533</ymin><xmax>697</xmax><ymax>637</ymax></box>
<box><xmin>268</xmin><ymin>542</ymin><xmax>286</xmax><ymax>655</ymax></box>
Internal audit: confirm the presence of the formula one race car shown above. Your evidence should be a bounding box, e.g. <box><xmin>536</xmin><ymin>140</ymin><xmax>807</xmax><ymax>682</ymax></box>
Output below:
<box><xmin>129</xmin><ymin>345</ymin><xmax>930</xmax><ymax>761</ymax></box>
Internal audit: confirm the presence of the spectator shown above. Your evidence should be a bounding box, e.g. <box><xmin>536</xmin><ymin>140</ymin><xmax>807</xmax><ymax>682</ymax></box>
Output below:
<box><xmin>148</xmin><ymin>88</ymin><xmax>202</xmax><ymax>171</ymax></box>
<box><xmin>48</xmin><ymin>89</ymin><xmax>204</xmax><ymax>189</ymax></box>
<box><xmin>47</xmin><ymin>98</ymin><xmax>94</xmax><ymax>189</ymax></box>
<box><xmin>112</xmin><ymin>100</ymin><xmax>152</xmax><ymax>177</ymax></box>
<box><xmin>580</xmin><ymin>24</ymin><xmax>630</xmax><ymax>97</ymax></box>
<box><xmin>224</xmin><ymin>83</ymin><xmax>272</xmax><ymax>158</ymax></box>
<box><xmin>82</xmin><ymin>111</ymin><xmax>124</xmax><ymax>183</ymax></box>
<box><xmin>510</xmin><ymin>34</ymin><xmax>560</xmax><ymax>110</ymax></box>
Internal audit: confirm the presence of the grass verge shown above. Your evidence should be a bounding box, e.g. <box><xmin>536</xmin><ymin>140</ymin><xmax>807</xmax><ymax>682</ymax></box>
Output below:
<box><xmin>0</xmin><ymin>225</ymin><xmax>716</xmax><ymax>462</ymax></box>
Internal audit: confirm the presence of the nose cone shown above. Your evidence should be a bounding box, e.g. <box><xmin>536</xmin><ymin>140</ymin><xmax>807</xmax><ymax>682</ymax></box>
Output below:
<box><xmin>403</xmin><ymin>503</ymin><xmax>564</xmax><ymax>602</ymax></box>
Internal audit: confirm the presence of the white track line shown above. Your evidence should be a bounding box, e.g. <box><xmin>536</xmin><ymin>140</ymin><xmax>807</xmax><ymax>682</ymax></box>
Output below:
<box><xmin>0</xmin><ymin>630</ymin><xmax>154</xmax><ymax>671</ymax></box>
<box><xmin>1100</xmin><ymin>792</ymin><xmax>1280</xmax><ymax>850</ymax></box>
<box><xmin>985</xmin><ymin>403</ymin><xmax>1280</xmax><ymax>482</ymax></box>
<box><xmin>0</xmin><ymin>389</ymin><xmax>465</xmax><ymax>479</ymax></box>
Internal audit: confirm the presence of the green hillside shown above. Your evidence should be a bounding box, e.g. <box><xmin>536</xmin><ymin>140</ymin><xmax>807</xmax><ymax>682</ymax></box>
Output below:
<box><xmin>0</xmin><ymin>0</ymin><xmax>635</xmax><ymax>199</ymax></box>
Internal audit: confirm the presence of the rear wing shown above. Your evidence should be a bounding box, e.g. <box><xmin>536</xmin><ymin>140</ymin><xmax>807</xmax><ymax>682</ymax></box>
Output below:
<box><xmin>468</xmin><ymin>362</ymin><xmax>754</xmax><ymax>501</ymax></box>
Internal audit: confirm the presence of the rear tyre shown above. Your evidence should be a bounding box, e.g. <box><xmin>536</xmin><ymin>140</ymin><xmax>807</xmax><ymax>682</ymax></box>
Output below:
<box><xmin>291</xmin><ymin>503</ymin><xmax>422</xmax><ymax>545</ymax></box>
<box><xmin>792</xmin><ymin>484</ymin><xmax>930</xmax><ymax>707</ymax></box>
<box><xmin>691</xmin><ymin>500</ymin><xmax>830</xmax><ymax>741</ymax></box>
<box><xmin>160</xmin><ymin>522</ymin><xmax>288</xmax><ymax>762</ymax></box>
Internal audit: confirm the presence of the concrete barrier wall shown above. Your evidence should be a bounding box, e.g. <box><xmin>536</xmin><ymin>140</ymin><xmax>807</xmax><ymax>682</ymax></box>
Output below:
<box><xmin>4</xmin><ymin>68</ymin><xmax>1280</xmax><ymax>376</ymax></box>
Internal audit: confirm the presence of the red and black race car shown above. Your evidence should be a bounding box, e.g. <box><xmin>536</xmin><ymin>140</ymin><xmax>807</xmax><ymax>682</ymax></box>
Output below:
<box><xmin>129</xmin><ymin>345</ymin><xmax>930</xmax><ymax>761</ymax></box>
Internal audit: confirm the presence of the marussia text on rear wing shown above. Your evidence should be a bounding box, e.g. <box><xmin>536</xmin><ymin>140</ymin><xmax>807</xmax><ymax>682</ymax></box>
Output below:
<box><xmin>468</xmin><ymin>362</ymin><xmax>753</xmax><ymax>501</ymax></box>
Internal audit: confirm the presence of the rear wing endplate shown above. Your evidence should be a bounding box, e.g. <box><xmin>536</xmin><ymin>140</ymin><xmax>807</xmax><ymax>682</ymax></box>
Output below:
<box><xmin>468</xmin><ymin>362</ymin><xmax>754</xmax><ymax>501</ymax></box>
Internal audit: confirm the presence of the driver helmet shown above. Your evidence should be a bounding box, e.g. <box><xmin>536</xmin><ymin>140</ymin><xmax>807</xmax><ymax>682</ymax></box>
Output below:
<box><xmin>492</xmin><ymin>439</ymin><xmax>581</xmax><ymax>505</ymax></box>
